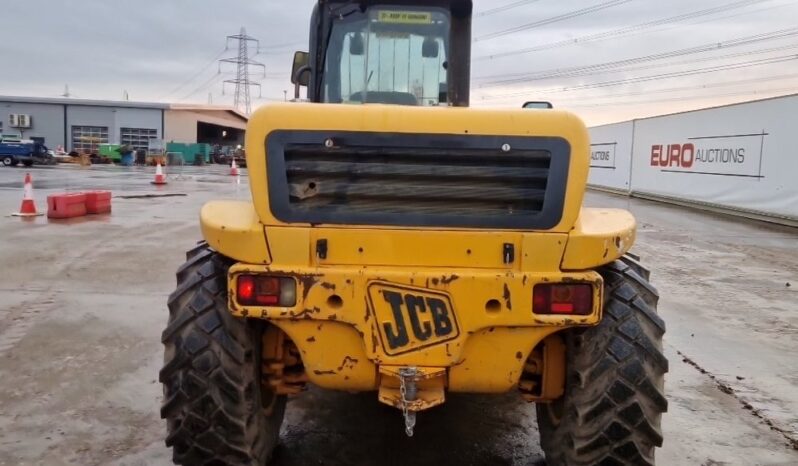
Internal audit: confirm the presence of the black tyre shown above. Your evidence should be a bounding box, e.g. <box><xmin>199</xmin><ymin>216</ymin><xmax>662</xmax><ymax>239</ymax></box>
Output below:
<box><xmin>160</xmin><ymin>242</ymin><xmax>286</xmax><ymax>465</ymax></box>
<box><xmin>537</xmin><ymin>255</ymin><xmax>668</xmax><ymax>466</ymax></box>
<box><xmin>23</xmin><ymin>160</ymin><xmax>33</xmax><ymax>167</ymax></box>
<box><xmin>1</xmin><ymin>156</ymin><xmax>13</xmax><ymax>166</ymax></box>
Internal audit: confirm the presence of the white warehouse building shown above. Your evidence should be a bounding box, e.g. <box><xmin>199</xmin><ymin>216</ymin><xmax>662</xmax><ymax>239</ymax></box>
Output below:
<box><xmin>0</xmin><ymin>96</ymin><xmax>248</xmax><ymax>153</ymax></box>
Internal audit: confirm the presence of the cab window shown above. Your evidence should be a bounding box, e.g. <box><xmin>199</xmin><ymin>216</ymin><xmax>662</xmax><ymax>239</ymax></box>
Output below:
<box><xmin>323</xmin><ymin>7</ymin><xmax>450</xmax><ymax>106</ymax></box>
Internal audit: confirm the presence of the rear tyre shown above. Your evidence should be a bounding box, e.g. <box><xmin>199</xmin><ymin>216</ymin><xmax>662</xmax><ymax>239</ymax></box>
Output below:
<box><xmin>160</xmin><ymin>243</ymin><xmax>286</xmax><ymax>465</ymax></box>
<box><xmin>537</xmin><ymin>255</ymin><xmax>668</xmax><ymax>466</ymax></box>
<box><xmin>2</xmin><ymin>156</ymin><xmax>12</xmax><ymax>166</ymax></box>
<box><xmin>22</xmin><ymin>160</ymin><xmax>33</xmax><ymax>167</ymax></box>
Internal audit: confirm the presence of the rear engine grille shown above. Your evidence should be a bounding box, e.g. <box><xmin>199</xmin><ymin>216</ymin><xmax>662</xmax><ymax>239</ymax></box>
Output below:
<box><xmin>266</xmin><ymin>131</ymin><xmax>570</xmax><ymax>229</ymax></box>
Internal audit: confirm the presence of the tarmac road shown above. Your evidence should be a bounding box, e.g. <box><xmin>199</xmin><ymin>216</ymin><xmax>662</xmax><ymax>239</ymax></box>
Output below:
<box><xmin>0</xmin><ymin>164</ymin><xmax>796</xmax><ymax>465</ymax></box>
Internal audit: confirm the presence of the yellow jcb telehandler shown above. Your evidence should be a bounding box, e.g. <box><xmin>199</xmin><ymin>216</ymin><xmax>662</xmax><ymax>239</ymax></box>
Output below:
<box><xmin>160</xmin><ymin>1</ymin><xmax>667</xmax><ymax>464</ymax></box>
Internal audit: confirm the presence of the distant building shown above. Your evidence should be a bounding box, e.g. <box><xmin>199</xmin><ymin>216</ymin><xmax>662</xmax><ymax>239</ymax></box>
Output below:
<box><xmin>0</xmin><ymin>96</ymin><xmax>247</xmax><ymax>153</ymax></box>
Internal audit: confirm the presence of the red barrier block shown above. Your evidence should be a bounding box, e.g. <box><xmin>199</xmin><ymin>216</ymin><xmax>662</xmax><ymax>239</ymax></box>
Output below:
<box><xmin>47</xmin><ymin>193</ymin><xmax>87</xmax><ymax>219</ymax></box>
<box><xmin>84</xmin><ymin>190</ymin><xmax>112</xmax><ymax>214</ymax></box>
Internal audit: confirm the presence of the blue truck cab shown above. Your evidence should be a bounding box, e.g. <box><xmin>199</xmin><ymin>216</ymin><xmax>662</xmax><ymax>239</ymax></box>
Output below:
<box><xmin>0</xmin><ymin>136</ymin><xmax>55</xmax><ymax>167</ymax></box>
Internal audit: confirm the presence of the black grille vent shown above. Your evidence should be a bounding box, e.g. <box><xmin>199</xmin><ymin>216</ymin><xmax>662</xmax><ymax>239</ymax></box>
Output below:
<box><xmin>286</xmin><ymin>146</ymin><xmax>550</xmax><ymax>216</ymax></box>
<box><xmin>267</xmin><ymin>131</ymin><xmax>570</xmax><ymax>229</ymax></box>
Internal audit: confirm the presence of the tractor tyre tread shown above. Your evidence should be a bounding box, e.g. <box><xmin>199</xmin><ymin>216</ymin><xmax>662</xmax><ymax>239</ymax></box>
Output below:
<box><xmin>537</xmin><ymin>254</ymin><xmax>667</xmax><ymax>466</ymax></box>
<box><xmin>160</xmin><ymin>244</ymin><xmax>285</xmax><ymax>466</ymax></box>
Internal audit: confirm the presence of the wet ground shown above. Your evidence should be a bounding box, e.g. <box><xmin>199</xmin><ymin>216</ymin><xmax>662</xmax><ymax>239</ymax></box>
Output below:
<box><xmin>0</xmin><ymin>164</ymin><xmax>796</xmax><ymax>466</ymax></box>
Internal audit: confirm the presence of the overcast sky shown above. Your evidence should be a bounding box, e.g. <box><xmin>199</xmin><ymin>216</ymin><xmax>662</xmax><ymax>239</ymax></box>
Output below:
<box><xmin>2</xmin><ymin>0</ymin><xmax>798</xmax><ymax>125</ymax></box>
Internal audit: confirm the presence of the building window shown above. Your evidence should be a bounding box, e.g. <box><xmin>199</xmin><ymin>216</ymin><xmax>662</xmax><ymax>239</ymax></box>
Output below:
<box><xmin>72</xmin><ymin>126</ymin><xmax>109</xmax><ymax>154</ymax></box>
<box><xmin>120</xmin><ymin>127</ymin><xmax>158</xmax><ymax>151</ymax></box>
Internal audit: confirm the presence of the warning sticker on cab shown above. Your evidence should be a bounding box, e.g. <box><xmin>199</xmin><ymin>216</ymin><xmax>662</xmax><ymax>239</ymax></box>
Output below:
<box><xmin>377</xmin><ymin>10</ymin><xmax>432</xmax><ymax>24</ymax></box>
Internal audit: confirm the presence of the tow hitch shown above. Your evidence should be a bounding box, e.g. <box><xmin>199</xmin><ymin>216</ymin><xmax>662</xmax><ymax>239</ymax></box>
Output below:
<box><xmin>378</xmin><ymin>366</ymin><xmax>447</xmax><ymax>437</ymax></box>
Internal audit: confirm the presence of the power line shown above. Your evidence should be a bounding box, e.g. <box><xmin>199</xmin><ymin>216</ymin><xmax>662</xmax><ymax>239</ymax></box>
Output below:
<box><xmin>254</xmin><ymin>42</ymin><xmax>305</xmax><ymax>57</ymax></box>
<box><xmin>476</xmin><ymin>0</ymin><xmax>544</xmax><ymax>17</ymax></box>
<box><xmin>476</xmin><ymin>0</ymin><xmax>633</xmax><ymax>41</ymax></box>
<box><xmin>178</xmin><ymin>72</ymin><xmax>227</xmax><ymax>102</ymax></box>
<box><xmin>563</xmin><ymin>84</ymin><xmax>798</xmax><ymax>109</ymax></box>
<box><xmin>666</xmin><ymin>0</ymin><xmax>794</xmax><ymax>31</ymax></box>
<box><xmin>475</xmin><ymin>27</ymin><xmax>798</xmax><ymax>84</ymax></box>
<box><xmin>576</xmin><ymin>42</ymin><xmax>798</xmax><ymax>79</ymax></box>
<box><xmin>160</xmin><ymin>39</ymin><xmax>292</xmax><ymax>103</ymax></box>
<box><xmin>480</xmin><ymin>53</ymin><xmax>798</xmax><ymax>100</ymax></box>
<box><xmin>537</xmin><ymin>72</ymin><xmax>798</xmax><ymax>104</ymax></box>
<box><xmin>258</xmin><ymin>41</ymin><xmax>303</xmax><ymax>50</ymax></box>
<box><xmin>476</xmin><ymin>31</ymin><xmax>798</xmax><ymax>87</ymax></box>
<box><xmin>159</xmin><ymin>48</ymin><xmax>226</xmax><ymax>100</ymax></box>
<box><xmin>474</xmin><ymin>0</ymin><xmax>773</xmax><ymax>60</ymax></box>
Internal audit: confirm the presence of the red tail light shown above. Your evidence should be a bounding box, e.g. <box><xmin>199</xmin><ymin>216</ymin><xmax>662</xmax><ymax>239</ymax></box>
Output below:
<box><xmin>533</xmin><ymin>284</ymin><xmax>593</xmax><ymax>315</ymax></box>
<box><xmin>238</xmin><ymin>275</ymin><xmax>256</xmax><ymax>301</ymax></box>
<box><xmin>236</xmin><ymin>275</ymin><xmax>297</xmax><ymax>307</ymax></box>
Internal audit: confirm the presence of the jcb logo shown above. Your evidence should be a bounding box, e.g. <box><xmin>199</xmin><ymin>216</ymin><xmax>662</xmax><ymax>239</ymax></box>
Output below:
<box><xmin>368</xmin><ymin>283</ymin><xmax>460</xmax><ymax>355</ymax></box>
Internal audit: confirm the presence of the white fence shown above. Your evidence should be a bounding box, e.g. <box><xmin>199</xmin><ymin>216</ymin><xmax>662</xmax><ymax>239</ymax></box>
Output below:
<box><xmin>587</xmin><ymin>94</ymin><xmax>798</xmax><ymax>225</ymax></box>
<box><xmin>587</xmin><ymin>121</ymin><xmax>634</xmax><ymax>192</ymax></box>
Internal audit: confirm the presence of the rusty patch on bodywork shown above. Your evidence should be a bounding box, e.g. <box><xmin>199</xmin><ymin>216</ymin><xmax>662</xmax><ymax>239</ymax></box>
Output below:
<box><xmin>337</xmin><ymin>356</ymin><xmax>359</xmax><ymax>371</ymax></box>
<box><xmin>290</xmin><ymin>306</ymin><xmax>320</xmax><ymax>319</ymax></box>
<box><xmin>371</xmin><ymin>332</ymin><xmax>379</xmax><ymax>354</ymax></box>
<box><xmin>503</xmin><ymin>284</ymin><xmax>512</xmax><ymax>311</ymax></box>
<box><xmin>441</xmin><ymin>274</ymin><xmax>459</xmax><ymax>285</ymax></box>
<box><xmin>286</xmin><ymin>272</ymin><xmax>323</xmax><ymax>301</ymax></box>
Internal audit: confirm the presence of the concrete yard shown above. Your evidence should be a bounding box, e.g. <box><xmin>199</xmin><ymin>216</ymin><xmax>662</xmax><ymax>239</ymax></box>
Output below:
<box><xmin>0</xmin><ymin>164</ymin><xmax>796</xmax><ymax>466</ymax></box>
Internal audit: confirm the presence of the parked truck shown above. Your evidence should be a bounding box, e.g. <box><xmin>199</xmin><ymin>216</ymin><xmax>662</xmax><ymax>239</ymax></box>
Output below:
<box><xmin>0</xmin><ymin>137</ymin><xmax>55</xmax><ymax>167</ymax></box>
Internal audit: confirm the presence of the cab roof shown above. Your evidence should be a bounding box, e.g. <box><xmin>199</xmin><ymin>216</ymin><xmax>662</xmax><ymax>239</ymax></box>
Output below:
<box><xmin>322</xmin><ymin>0</ymin><xmax>472</xmax><ymax>15</ymax></box>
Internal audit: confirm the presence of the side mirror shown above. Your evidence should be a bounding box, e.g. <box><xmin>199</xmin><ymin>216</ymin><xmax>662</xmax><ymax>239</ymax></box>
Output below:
<box><xmin>291</xmin><ymin>51</ymin><xmax>311</xmax><ymax>86</ymax></box>
<box><xmin>422</xmin><ymin>37</ymin><xmax>439</xmax><ymax>58</ymax></box>
<box><xmin>349</xmin><ymin>33</ymin><xmax>365</xmax><ymax>56</ymax></box>
<box><xmin>523</xmin><ymin>101</ymin><xmax>553</xmax><ymax>109</ymax></box>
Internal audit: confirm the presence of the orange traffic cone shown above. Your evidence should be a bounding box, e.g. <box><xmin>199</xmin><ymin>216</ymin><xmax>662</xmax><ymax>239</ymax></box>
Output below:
<box><xmin>151</xmin><ymin>162</ymin><xmax>167</xmax><ymax>185</ymax></box>
<box><xmin>13</xmin><ymin>173</ymin><xmax>43</xmax><ymax>217</ymax></box>
<box><xmin>230</xmin><ymin>159</ymin><xmax>240</xmax><ymax>176</ymax></box>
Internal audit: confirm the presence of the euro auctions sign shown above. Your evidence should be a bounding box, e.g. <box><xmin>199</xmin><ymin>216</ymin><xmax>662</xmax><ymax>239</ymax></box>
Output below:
<box><xmin>592</xmin><ymin>95</ymin><xmax>798</xmax><ymax>221</ymax></box>
<box><xmin>590</xmin><ymin>143</ymin><xmax>616</xmax><ymax>169</ymax></box>
<box><xmin>649</xmin><ymin>132</ymin><xmax>766</xmax><ymax>178</ymax></box>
